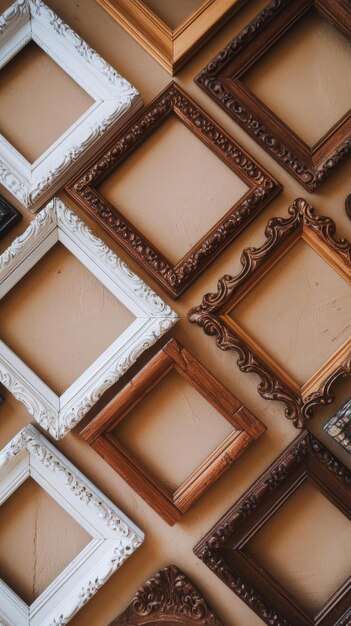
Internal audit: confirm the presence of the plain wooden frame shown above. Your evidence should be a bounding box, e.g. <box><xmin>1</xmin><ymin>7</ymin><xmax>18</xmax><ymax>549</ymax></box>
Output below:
<box><xmin>67</xmin><ymin>82</ymin><xmax>282</xmax><ymax>299</ymax></box>
<box><xmin>95</xmin><ymin>0</ymin><xmax>250</xmax><ymax>75</ymax></box>
<box><xmin>194</xmin><ymin>430</ymin><xmax>351</xmax><ymax>626</ymax></box>
<box><xmin>195</xmin><ymin>0</ymin><xmax>351</xmax><ymax>192</ymax></box>
<box><xmin>189</xmin><ymin>198</ymin><xmax>351</xmax><ymax>428</ymax></box>
<box><xmin>80</xmin><ymin>338</ymin><xmax>266</xmax><ymax>525</ymax></box>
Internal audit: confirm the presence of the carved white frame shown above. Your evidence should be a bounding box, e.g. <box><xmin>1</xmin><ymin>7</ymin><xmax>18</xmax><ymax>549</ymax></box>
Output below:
<box><xmin>0</xmin><ymin>198</ymin><xmax>179</xmax><ymax>439</ymax></box>
<box><xmin>0</xmin><ymin>0</ymin><xmax>142</xmax><ymax>210</ymax></box>
<box><xmin>0</xmin><ymin>424</ymin><xmax>144</xmax><ymax>626</ymax></box>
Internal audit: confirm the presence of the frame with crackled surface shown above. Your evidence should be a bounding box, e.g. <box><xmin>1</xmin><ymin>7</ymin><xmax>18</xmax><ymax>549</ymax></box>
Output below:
<box><xmin>194</xmin><ymin>430</ymin><xmax>351</xmax><ymax>626</ymax></box>
<box><xmin>80</xmin><ymin>338</ymin><xmax>266</xmax><ymax>525</ymax></box>
<box><xmin>189</xmin><ymin>198</ymin><xmax>351</xmax><ymax>428</ymax></box>
<box><xmin>67</xmin><ymin>82</ymin><xmax>282</xmax><ymax>299</ymax></box>
<box><xmin>325</xmin><ymin>397</ymin><xmax>351</xmax><ymax>454</ymax></box>
<box><xmin>0</xmin><ymin>198</ymin><xmax>178</xmax><ymax>439</ymax></box>
<box><xmin>0</xmin><ymin>0</ymin><xmax>142</xmax><ymax>211</ymax></box>
<box><xmin>195</xmin><ymin>0</ymin><xmax>351</xmax><ymax>192</ymax></box>
<box><xmin>0</xmin><ymin>424</ymin><xmax>144</xmax><ymax>626</ymax></box>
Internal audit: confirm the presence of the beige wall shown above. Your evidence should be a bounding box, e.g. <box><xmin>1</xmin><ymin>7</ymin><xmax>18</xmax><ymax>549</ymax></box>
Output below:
<box><xmin>0</xmin><ymin>1</ymin><xmax>350</xmax><ymax>625</ymax></box>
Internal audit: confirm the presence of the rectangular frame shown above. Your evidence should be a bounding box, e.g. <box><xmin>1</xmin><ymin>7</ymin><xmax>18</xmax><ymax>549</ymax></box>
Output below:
<box><xmin>195</xmin><ymin>0</ymin><xmax>351</xmax><ymax>192</ymax></box>
<box><xmin>325</xmin><ymin>398</ymin><xmax>351</xmax><ymax>454</ymax></box>
<box><xmin>81</xmin><ymin>338</ymin><xmax>266</xmax><ymax>525</ymax></box>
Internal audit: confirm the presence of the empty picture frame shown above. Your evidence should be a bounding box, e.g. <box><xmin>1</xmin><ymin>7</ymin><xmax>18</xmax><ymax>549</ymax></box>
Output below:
<box><xmin>67</xmin><ymin>82</ymin><xmax>282</xmax><ymax>299</ymax></box>
<box><xmin>95</xmin><ymin>0</ymin><xmax>250</xmax><ymax>75</ymax></box>
<box><xmin>0</xmin><ymin>198</ymin><xmax>178</xmax><ymax>439</ymax></box>
<box><xmin>109</xmin><ymin>564</ymin><xmax>222</xmax><ymax>625</ymax></box>
<box><xmin>194</xmin><ymin>431</ymin><xmax>351</xmax><ymax>626</ymax></box>
<box><xmin>0</xmin><ymin>195</ymin><xmax>22</xmax><ymax>240</ymax></box>
<box><xmin>325</xmin><ymin>398</ymin><xmax>351</xmax><ymax>454</ymax></box>
<box><xmin>0</xmin><ymin>0</ymin><xmax>142</xmax><ymax>211</ymax></box>
<box><xmin>189</xmin><ymin>198</ymin><xmax>351</xmax><ymax>428</ymax></box>
<box><xmin>195</xmin><ymin>0</ymin><xmax>351</xmax><ymax>192</ymax></box>
<box><xmin>0</xmin><ymin>425</ymin><xmax>144</xmax><ymax>626</ymax></box>
<box><xmin>80</xmin><ymin>338</ymin><xmax>266</xmax><ymax>525</ymax></box>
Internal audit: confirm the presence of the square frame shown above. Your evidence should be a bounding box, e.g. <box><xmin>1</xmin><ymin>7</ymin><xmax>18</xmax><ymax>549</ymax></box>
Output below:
<box><xmin>67</xmin><ymin>82</ymin><xmax>282</xmax><ymax>299</ymax></box>
<box><xmin>0</xmin><ymin>0</ymin><xmax>142</xmax><ymax>210</ymax></box>
<box><xmin>80</xmin><ymin>338</ymin><xmax>266</xmax><ymax>525</ymax></box>
<box><xmin>195</xmin><ymin>0</ymin><xmax>351</xmax><ymax>192</ymax></box>
<box><xmin>189</xmin><ymin>198</ymin><xmax>351</xmax><ymax>428</ymax></box>
<box><xmin>96</xmin><ymin>0</ymin><xmax>250</xmax><ymax>75</ymax></box>
<box><xmin>0</xmin><ymin>198</ymin><xmax>178</xmax><ymax>439</ymax></box>
<box><xmin>194</xmin><ymin>430</ymin><xmax>351</xmax><ymax>626</ymax></box>
<box><xmin>0</xmin><ymin>424</ymin><xmax>144</xmax><ymax>626</ymax></box>
<box><xmin>325</xmin><ymin>398</ymin><xmax>351</xmax><ymax>454</ymax></box>
<box><xmin>0</xmin><ymin>195</ymin><xmax>22</xmax><ymax>240</ymax></box>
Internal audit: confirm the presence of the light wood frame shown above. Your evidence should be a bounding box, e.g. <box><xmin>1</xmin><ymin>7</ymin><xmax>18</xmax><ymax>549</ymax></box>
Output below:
<box><xmin>0</xmin><ymin>0</ymin><xmax>142</xmax><ymax>211</ymax></box>
<box><xmin>67</xmin><ymin>82</ymin><xmax>282</xmax><ymax>299</ymax></box>
<box><xmin>96</xmin><ymin>0</ymin><xmax>250</xmax><ymax>75</ymax></box>
<box><xmin>80</xmin><ymin>338</ymin><xmax>266</xmax><ymax>525</ymax></box>
<box><xmin>196</xmin><ymin>0</ymin><xmax>351</xmax><ymax>192</ymax></box>
<box><xmin>325</xmin><ymin>398</ymin><xmax>351</xmax><ymax>454</ymax></box>
<box><xmin>0</xmin><ymin>195</ymin><xmax>22</xmax><ymax>240</ymax></box>
<box><xmin>189</xmin><ymin>198</ymin><xmax>351</xmax><ymax>428</ymax></box>
<box><xmin>194</xmin><ymin>430</ymin><xmax>351</xmax><ymax>626</ymax></box>
<box><xmin>0</xmin><ymin>424</ymin><xmax>144</xmax><ymax>626</ymax></box>
<box><xmin>0</xmin><ymin>198</ymin><xmax>178</xmax><ymax>439</ymax></box>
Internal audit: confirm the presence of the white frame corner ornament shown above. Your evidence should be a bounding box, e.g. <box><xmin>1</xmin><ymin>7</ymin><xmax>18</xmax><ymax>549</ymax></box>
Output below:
<box><xmin>0</xmin><ymin>0</ymin><xmax>142</xmax><ymax>210</ymax></box>
<box><xmin>0</xmin><ymin>424</ymin><xmax>144</xmax><ymax>626</ymax></box>
<box><xmin>0</xmin><ymin>198</ymin><xmax>179</xmax><ymax>439</ymax></box>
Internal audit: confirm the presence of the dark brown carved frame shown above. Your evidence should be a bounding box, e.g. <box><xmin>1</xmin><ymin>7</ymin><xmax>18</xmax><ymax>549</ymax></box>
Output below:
<box><xmin>195</xmin><ymin>0</ymin><xmax>351</xmax><ymax>192</ymax></box>
<box><xmin>188</xmin><ymin>198</ymin><xmax>351</xmax><ymax>428</ymax></box>
<box><xmin>66</xmin><ymin>82</ymin><xmax>282</xmax><ymax>299</ymax></box>
<box><xmin>80</xmin><ymin>338</ymin><xmax>266</xmax><ymax>525</ymax></box>
<box><xmin>194</xmin><ymin>431</ymin><xmax>351</xmax><ymax>626</ymax></box>
<box><xmin>110</xmin><ymin>564</ymin><xmax>223</xmax><ymax>625</ymax></box>
<box><xmin>0</xmin><ymin>195</ymin><xmax>21</xmax><ymax>240</ymax></box>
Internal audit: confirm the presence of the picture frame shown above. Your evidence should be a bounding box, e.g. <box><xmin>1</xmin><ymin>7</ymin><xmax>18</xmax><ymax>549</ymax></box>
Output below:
<box><xmin>110</xmin><ymin>564</ymin><xmax>222</xmax><ymax>625</ymax></box>
<box><xmin>0</xmin><ymin>195</ymin><xmax>22</xmax><ymax>240</ymax></box>
<box><xmin>195</xmin><ymin>0</ymin><xmax>351</xmax><ymax>192</ymax></box>
<box><xmin>0</xmin><ymin>0</ymin><xmax>142</xmax><ymax>211</ymax></box>
<box><xmin>189</xmin><ymin>198</ymin><xmax>351</xmax><ymax>428</ymax></box>
<box><xmin>67</xmin><ymin>82</ymin><xmax>282</xmax><ymax>299</ymax></box>
<box><xmin>95</xmin><ymin>0</ymin><xmax>250</xmax><ymax>75</ymax></box>
<box><xmin>0</xmin><ymin>198</ymin><xmax>178</xmax><ymax>439</ymax></box>
<box><xmin>324</xmin><ymin>397</ymin><xmax>351</xmax><ymax>454</ymax></box>
<box><xmin>80</xmin><ymin>338</ymin><xmax>266</xmax><ymax>525</ymax></box>
<box><xmin>194</xmin><ymin>430</ymin><xmax>351</xmax><ymax>626</ymax></box>
<box><xmin>0</xmin><ymin>424</ymin><xmax>144</xmax><ymax>626</ymax></box>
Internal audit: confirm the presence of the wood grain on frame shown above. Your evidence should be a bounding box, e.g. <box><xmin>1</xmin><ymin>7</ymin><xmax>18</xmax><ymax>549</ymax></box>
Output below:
<box><xmin>195</xmin><ymin>0</ymin><xmax>351</xmax><ymax>192</ymax></box>
<box><xmin>194</xmin><ymin>430</ymin><xmax>351</xmax><ymax>626</ymax></box>
<box><xmin>95</xmin><ymin>0</ymin><xmax>250</xmax><ymax>75</ymax></box>
<box><xmin>188</xmin><ymin>198</ymin><xmax>351</xmax><ymax>428</ymax></box>
<box><xmin>66</xmin><ymin>82</ymin><xmax>282</xmax><ymax>299</ymax></box>
<box><xmin>80</xmin><ymin>338</ymin><xmax>266</xmax><ymax>525</ymax></box>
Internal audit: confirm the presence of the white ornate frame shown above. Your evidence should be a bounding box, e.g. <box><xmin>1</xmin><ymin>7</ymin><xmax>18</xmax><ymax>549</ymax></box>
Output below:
<box><xmin>0</xmin><ymin>0</ymin><xmax>142</xmax><ymax>211</ymax></box>
<box><xmin>0</xmin><ymin>198</ymin><xmax>178</xmax><ymax>439</ymax></box>
<box><xmin>0</xmin><ymin>424</ymin><xmax>144</xmax><ymax>626</ymax></box>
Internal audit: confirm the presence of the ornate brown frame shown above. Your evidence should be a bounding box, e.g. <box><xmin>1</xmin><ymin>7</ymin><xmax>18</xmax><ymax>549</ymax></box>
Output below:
<box><xmin>66</xmin><ymin>82</ymin><xmax>282</xmax><ymax>299</ymax></box>
<box><xmin>80</xmin><ymin>338</ymin><xmax>266</xmax><ymax>525</ymax></box>
<box><xmin>195</xmin><ymin>0</ymin><xmax>351</xmax><ymax>192</ymax></box>
<box><xmin>194</xmin><ymin>430</ymin><xmax>351</xmax><ymax>626</ymax></box>
<box><xmin>324</xmin><ymin>397</ymin><xmax>351</xmax><ymax>454</ymax></box>
<box><xmin>0</xmin><ymin>195</ymin><xmax>21</xmax><ymax>241</ymax></box>
<box><xmin>109</xmin><ymin>564</ymin><xmax>223</xmax><ymax>625</ymax></box>
<box><xmin>188</xmin><ymin>198</ymin><xmax>351</xmax><ymax>428</ymax></box>
<box><xmin>95</xmin><ymin>0</ymin><xmax>249</xmax><ymax>75</ymax></box>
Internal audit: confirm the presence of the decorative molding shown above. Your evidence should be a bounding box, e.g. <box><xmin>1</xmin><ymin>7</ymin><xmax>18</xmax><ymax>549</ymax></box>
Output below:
<box><xmin>189</xmin><ymin>198</ymin><xmax>351</xmax><ymax>427</ymax></box>
<box><xmin>0</xmin><ymin>198</ymin><xmax>178</xmax><ymax>439</ymax></box>
<box><xmin>0</xmin><ymin>195</ymin><xmax>21</xmax><ymax>240</ymax></box>
<box><xmin>194</xmin><ymin>431</ymin><xmax>351</xmax><ymax>626</ymax></box>
<box><xmin>346</xmin><ymin>194</ymin><xmax>351</xmax><ymax>221</ymax></box>
<box><xmin>0</xmin><ymin>0</ymin><xmax>142</xmax><ymax>210</ymax></box>
<box><xmin>96</xmin><ymin>0</ymin><xmax>250</xmax><ymax>75</ymax></box>
<box><xmin>0</xmin><ymin>424</ymin><xmax>144</xmax><ymax>626</ymax></box>
<box><xmin>110</xmin><ymin>564</ymin><xmax>223</xmax><ymax>625</ymax></box>
<box><xmin>195</xmin><ymin>0</ymin><xmax>351</xmax><ymax>192</ymax></box>
<box><xmin>325</xmin><ymin>397</ymin><xmax>351</xmax><ymax>454</ymax></box>
<box><xmin>80</xmin><ymin>338</ymin><xmax>265</xmax><ymax>525</ymax></box>
<box><xmin>67</xmin><ymin>82</ymin><xmax>282</xmax><ymax>298</ymax></box>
